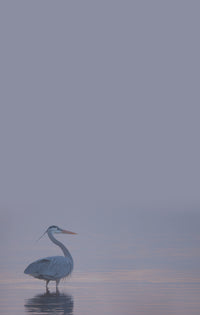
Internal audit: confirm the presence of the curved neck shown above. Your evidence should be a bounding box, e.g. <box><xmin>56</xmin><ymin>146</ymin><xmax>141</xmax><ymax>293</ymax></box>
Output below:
<box><xmin>47</xmin><ymin>230</ymin><xmax>73</xmax><ymax>260</ymax></box>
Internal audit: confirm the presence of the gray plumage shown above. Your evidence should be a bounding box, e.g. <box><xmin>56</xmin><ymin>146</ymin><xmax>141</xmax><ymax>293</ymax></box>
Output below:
<box><xmin>24</xmin><ymin>225</ymin><xmax>77</xmax><ymax>288</ymax></box>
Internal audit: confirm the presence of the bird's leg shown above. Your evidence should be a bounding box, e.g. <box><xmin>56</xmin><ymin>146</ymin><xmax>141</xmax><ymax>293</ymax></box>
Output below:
<box><xmin>56</xmin><ymin>279</ymin><xmax>60</xmax><ymax>289</ymax></box>
<box><xmin>46</xmin><ymin>280</ymin><xmax>50</xmax><ymax>289</ymax></box>
<box><xmin>46</xmin><ymin>287</ymin><xmax>50</xmax><ymax>295</ymax></box>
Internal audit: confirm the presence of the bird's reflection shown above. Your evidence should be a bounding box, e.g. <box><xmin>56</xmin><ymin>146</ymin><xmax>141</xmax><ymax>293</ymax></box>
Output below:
<box><xmin>24</xmin><ymin>289</ymin><xmax>73</xmax><ymax>314</ymax></box>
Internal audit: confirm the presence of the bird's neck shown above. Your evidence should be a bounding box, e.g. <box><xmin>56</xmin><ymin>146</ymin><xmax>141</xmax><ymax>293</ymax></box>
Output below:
<box><xmin>47</xmin><ymin>231</ymin><xmax>73</xmax><ymax>260</ymax></box>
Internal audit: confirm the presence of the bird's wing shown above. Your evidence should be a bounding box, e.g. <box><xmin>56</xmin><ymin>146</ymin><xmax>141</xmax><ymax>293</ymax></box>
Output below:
<box><xmin>24</xmin><ymin>257</ymin><xmax>53</xmax><ymax>279</ymax></box>
<box><xmin>24</xmin><ymin>256</ymin><xmax>73</xmax><ymax>280</ymax></box>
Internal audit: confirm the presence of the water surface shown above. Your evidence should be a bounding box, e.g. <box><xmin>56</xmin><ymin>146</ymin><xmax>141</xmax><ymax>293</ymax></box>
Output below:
<box><xmin>1</xmin><ymin>268</ymin><xmax>200</xmax><ymax>315</ymax></box>
<box><xmin>1</xmin><ymin>210</ymin><xmax>200</xmax><ymax>314</ymax></box>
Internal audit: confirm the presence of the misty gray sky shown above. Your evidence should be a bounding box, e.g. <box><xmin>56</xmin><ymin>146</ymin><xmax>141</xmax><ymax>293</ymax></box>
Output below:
<box><xmin>0</xmin><ymin>1</ymin><xmax>200</xmax><ymax>270</ymax></box>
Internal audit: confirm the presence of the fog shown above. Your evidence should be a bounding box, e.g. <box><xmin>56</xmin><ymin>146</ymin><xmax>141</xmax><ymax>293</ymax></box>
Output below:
<box><xmin>0</xmin><ymin>1</ymin><xmax>200</xmax><ymax>274</ymax></box>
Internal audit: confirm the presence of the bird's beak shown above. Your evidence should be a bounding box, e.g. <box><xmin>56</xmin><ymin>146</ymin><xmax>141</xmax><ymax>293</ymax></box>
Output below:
<box><xmin>62</xmin><ymin>229</ymin><xmax>77</xmax><ymax>235</ymax></box>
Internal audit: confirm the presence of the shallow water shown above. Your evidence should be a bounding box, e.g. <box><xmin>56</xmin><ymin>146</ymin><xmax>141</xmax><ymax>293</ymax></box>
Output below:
<box><xmin>1</xmin><ymin>267</ymin><xmax>200</xmax><ymax>315</ymax></box>
<box><xmin>1</xmin><ymin>210</ymin><xmax>200</xmax><ymax>314</ymax></box>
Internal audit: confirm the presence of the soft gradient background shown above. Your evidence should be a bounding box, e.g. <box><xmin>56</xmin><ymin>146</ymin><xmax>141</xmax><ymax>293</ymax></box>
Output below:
<box><xmin>0</xmin><ymin>1</ymin><xmax>200</xmax><ymax>314</ymax></box>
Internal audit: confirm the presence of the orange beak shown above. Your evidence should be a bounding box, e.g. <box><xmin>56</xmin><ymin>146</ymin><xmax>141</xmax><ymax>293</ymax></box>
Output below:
<box><xmin>62</xmin><ymin>229</ymin><xmax>77</xmax><ymax>235</ymax></box>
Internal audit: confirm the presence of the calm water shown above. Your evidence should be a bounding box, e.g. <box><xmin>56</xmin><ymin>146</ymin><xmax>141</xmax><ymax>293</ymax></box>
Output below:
<box><xmin>1</xmin><ymin>210</ymin><xmax>200</xmax><ymax>314</ymax></box>
<box><xmin>1</xmin><ymin>269</ymin><xmax>200</xmax><ymax>315</ymax></box>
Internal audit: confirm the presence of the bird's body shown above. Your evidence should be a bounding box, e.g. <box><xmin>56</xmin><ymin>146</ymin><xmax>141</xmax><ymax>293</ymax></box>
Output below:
<box><xmin>24</xmin><ymin>225</ymin><xmax>76</xmax><ymax>288</ymax></box>
<box><xmin>24</xmin><ymin>255</ymin><xmax>73</xmax><ymax>284</ymax></box>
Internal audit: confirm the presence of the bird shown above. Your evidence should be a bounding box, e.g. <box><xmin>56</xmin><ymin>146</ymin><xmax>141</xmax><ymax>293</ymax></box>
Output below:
<box><xmin>24</xmin><ymin>225</ymin><xmax>77</xmax><ymax>289</ymax></box>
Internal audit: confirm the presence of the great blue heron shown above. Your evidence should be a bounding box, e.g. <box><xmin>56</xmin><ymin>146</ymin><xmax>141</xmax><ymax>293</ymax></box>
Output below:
<box><xmin>24</xmin><ymin>225</ymin><xmax>77</xmax><ymax>288</ymax></box>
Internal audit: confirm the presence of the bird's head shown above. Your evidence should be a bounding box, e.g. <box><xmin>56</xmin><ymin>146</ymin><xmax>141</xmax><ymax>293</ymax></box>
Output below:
<box><xmin>47</xmin><ymin>225</ymin><xmax>77</xmax><ymax>235</ymax></box>
<box><xmin>38</xmin><ymin>225</ymin><xmax>77</xmax><ymax>241</ymax></box>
